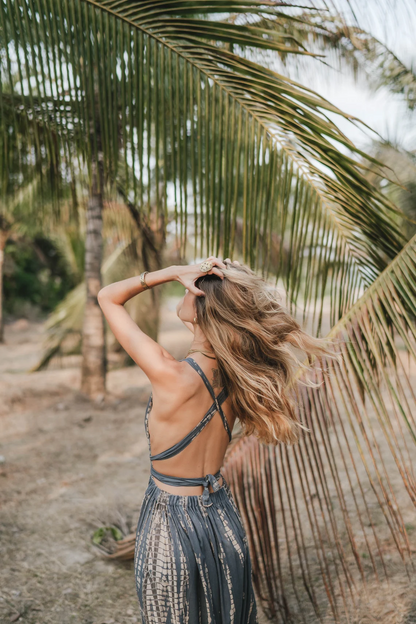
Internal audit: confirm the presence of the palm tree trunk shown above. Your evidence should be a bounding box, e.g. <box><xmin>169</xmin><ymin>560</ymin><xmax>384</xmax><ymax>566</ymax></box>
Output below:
<box><xmin>81</xmin><ymin>159</ymin><xmax>106</xmax><ymax>399</ymax></box>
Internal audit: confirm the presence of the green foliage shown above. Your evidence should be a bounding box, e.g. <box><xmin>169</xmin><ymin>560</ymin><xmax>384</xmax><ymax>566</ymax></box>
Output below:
<box><xmin>3</xmin><ymin>237</ymin><xmax>77</xmax><ymax>316</ymax></box>
<box><xmin>92</xmin><ymin>525</ymin><xmax>123</xmax><ymax>545</ymax></box>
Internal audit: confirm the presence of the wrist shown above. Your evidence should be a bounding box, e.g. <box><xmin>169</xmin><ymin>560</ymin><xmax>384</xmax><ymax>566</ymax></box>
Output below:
<box><xmin>145</xmin><ymin>265</ymin><xmax>179</xmax><ymax>288</ymax></box>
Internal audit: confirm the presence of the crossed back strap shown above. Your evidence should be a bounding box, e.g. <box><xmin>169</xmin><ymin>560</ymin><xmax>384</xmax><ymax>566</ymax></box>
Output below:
<box><xmin>145</xmin><ymin>357</ymin><xmax>231</xmax><ymax>461</ymax></box>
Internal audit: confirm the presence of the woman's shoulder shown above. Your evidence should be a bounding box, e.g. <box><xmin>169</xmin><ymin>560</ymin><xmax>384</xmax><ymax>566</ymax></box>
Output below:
<box><xmin>147</xmin><ymin>354</ymin><xmax>191</xmax><ymax>383</ymax></box>
<box><xmin>148</xmin><ymin>358</ymin><xmax>204</xmax><ymax>418</ymax></box>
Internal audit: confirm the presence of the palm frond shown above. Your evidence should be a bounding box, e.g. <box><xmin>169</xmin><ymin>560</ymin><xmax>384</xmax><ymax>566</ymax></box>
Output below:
<box><xmin>356</xmin><ymin>141</ymin><xmax>416</xmax><ymax>240</ymax></box>
<box><xmin>307</xmin><ymin>0</ymin><xmax>416</xmax><ymax>42</ymax></box>
<box><xmin>222</xmin><ymin>232</ymin><xmax>416</xmax><ymax>622</ymax></box>
<box><xmin>0</xmin><ymin>0</ymin><xmax>408</xmax><ymax>335</ymax></box>
<box><xmin>341</xmin><ymin>27</ymin><xmax>416</xmax><ymax>110</ymax></box>
<box><xmin>293</xmin><ymin>16</ymin><xmax>416</xmax><ymax>111</ymax></box>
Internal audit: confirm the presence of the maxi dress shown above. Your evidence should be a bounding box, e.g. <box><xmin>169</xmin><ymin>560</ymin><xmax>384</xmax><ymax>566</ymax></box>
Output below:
<box><xmin>134</xmin><ymin>357</ymin><xmax>259</xmax><ymax>624</ymax></box>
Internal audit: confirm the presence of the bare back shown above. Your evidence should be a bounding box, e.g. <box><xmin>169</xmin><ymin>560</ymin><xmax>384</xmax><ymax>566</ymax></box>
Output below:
<box><xmin>146</xmin><ymin>356</ymin><xmax>236</xmax><ymax>495</ymax></box>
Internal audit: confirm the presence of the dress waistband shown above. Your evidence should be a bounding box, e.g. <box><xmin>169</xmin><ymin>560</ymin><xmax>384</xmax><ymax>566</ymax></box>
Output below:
<box><xmin>150</xmin><ymin>465</ymin><xmax>222</xmax><ymax>507</ymax></box>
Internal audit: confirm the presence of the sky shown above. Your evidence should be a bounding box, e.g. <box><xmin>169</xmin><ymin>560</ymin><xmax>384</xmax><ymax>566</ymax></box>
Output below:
<box><xmin>293</xmin><ymin>0</ymin><xmax>416</xmax><ymax>153</ymax></box>
<box><xmin>307</xmin><ymin>68</ymin><xmax>415</xmax><ymax>153</ymax></box>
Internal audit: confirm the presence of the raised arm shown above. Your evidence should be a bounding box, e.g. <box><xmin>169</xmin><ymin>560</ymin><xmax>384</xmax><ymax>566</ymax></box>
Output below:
<box><xmin>98</xmin><ymin>266</ymin><xmax>179</xmax><ymax>384</ymax></box>
<box><xmin>97</xmin><ymin>259</ymin><xmax>225</xmax><ymax>385</ymax></box>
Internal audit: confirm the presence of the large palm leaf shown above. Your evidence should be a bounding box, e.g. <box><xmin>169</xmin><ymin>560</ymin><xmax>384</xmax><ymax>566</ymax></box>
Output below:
<box><xmin>0</xmin><ymin>0</ymin><xmax>408</xmax><ymax>335</ymax></box>
<box><xmin>31</xmin><ymin>237</ymin><xmax>135</xmax><ymax>370</ymax></box>
<box><xmin>222</xmin><ymin>231</ymin><xmax>416</xmax><ymax>621</ymax></box>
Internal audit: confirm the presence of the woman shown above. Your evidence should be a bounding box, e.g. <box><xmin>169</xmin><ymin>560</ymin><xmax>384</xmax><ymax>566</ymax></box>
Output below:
<box><xmin>98</xmin><ymin>256</ymin><xmax>331</xmax><ymax>624</ymax></box>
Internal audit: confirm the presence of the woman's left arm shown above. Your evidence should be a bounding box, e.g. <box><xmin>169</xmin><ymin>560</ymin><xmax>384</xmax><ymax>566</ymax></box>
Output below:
<box><xmin>97</xmin><ymin>266</ymin><xmax>180</xmax><ymax>383</ymax></box>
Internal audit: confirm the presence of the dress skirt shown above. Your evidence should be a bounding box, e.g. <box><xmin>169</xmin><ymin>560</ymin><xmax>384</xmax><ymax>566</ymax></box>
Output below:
<box><xmin>134</xmin><ymin>474</ymin><xmax>259</xmax><ymax>624</ymax></box>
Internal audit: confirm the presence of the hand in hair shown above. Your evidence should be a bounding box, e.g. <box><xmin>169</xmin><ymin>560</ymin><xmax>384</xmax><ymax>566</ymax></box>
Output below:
<box><xmin>176</xmin><ymin>256</ymin><xmax>227</xmax><ymax>296</ymax></box>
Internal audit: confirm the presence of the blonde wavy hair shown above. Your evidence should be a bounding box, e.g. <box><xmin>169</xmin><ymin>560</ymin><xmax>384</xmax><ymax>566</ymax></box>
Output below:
<box><xmin>194</xmin><ymin>262</ymin><xmax>335</xmax><ymax>446</ymax></box>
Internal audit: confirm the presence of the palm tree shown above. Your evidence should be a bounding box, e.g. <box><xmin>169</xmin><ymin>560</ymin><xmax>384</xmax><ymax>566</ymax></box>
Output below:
<box><xmin>279</xmin><ymin>11</ymin><xmax>416</xmax><ymax>112</ymax></box>
<box><xmin>0</xmin><ymin>179</ymin><xmax>47</xmax><ymax>341</ymax></box>
<box><xmin>31</xmin><ymin>179</ymin><xmax>168</xmax><ymax>372</ymax></box>
<box><xmin>1</xmin><ymin>1</ymin><xmax>406</xmax><ymax>347</ymax></box>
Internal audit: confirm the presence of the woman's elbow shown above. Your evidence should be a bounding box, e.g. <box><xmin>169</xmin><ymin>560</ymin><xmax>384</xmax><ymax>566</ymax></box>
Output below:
<box><xmin>97</xmin><ymin>287</ymin><xmax>110</xmax><ymax>306</ymax></box>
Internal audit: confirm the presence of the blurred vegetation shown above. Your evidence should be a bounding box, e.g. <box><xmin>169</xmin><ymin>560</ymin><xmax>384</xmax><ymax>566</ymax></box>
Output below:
<box><xmin>3</xmin><ymin>236</ymin><xmax>78</xmax><ymax>318</ymax></box>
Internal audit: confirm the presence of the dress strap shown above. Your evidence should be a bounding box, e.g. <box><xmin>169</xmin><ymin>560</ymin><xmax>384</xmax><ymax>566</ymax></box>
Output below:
<box><xmin>148</xmin><ymin>387</ymin><xmax>228</xmax><ymax>461</ymax></box>
<box><xmin>144</xmin><ymin>393</ymin><xmax>153</xmax><ymax>458</ymax></box>
<box><xmin>150</xmin><ymin>466</ymin><xmax>222</xmax><ymax>507</ymax></box>
<box><xmin>182</xmin><ymin>357</ymin><xmax>232</xmax><ymax>441</ymax></box>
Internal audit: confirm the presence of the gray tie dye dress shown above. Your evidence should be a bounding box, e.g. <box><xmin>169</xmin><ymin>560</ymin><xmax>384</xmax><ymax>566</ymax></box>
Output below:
<box><xmin>134</xmin><ymin>357</ymin><xmax>258</xmax><ymax>623</ymax></box>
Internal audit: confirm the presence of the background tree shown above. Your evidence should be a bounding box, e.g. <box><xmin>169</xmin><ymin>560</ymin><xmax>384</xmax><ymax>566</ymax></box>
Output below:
<box><xmin>1</xmin><ymin>1</ymin><xmax>406</xmax><ymax>368</ymax></box>
<box><xmin>0</xmin><ymin>96</ymin><xmax>78</xmax><ymax>341</ymax></box>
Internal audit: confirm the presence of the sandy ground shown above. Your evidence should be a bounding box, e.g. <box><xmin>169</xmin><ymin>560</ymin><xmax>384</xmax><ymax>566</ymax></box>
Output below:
<box><xmin>1</xmin><ymin>298</ymin><xmax>415</xmax><ymax>624</ymax></box>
